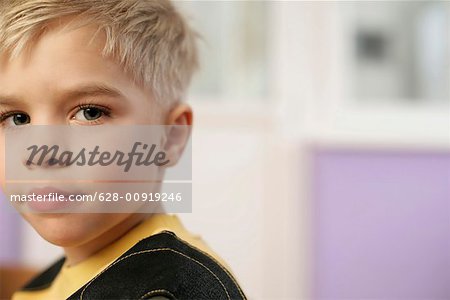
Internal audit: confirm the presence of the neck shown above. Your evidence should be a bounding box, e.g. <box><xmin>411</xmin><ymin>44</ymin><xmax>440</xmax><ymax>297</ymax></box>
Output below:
<box><xmin>63</xmin><ymin>213</ymin><xmax>150</xmax><ymax>267</ymax></box>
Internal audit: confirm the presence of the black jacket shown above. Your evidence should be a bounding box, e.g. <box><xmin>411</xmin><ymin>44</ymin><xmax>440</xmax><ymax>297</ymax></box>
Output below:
<box><xmin>21</xmin><ymin>231</ymin><xmax>247</xmax><ymax>300</ymax></box>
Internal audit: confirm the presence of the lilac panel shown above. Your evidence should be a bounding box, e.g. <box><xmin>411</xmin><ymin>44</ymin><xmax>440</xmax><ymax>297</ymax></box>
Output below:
<box><xmin>312</xmin><ymin>150</ymin><xmax>450</xmax><ymax>299</ymax></box>
<box><xmin>0</xmin><ymin>189</ymin><xmax>21</xmax><ymax>264</ymax></box>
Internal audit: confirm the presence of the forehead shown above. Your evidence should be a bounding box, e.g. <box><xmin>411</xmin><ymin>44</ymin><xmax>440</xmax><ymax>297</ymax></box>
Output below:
<box><xmin>1</xmin><ymin>22</ymin><xmax>104</xmax><ymax>71</ymax></box>
<box><xmin>1</xmin><ymin>18</ymin><xmax>106</xmax><ymax>64</ymax></box>
<box><xmin>0</xmin><ymin>23</ymin><xmax>131</xmax><ymax>97</ymax></box>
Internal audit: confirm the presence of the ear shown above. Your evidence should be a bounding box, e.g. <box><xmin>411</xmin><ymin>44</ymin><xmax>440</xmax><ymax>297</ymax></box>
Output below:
<box><xmin>162</xmin><ymin>103</ymin><xmax>193</xmax><ymax>167</ymax></box>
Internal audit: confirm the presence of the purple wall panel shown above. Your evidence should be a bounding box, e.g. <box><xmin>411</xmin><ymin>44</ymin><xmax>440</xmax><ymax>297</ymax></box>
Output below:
<box><xmin>0</xmin><ymin>189</ymin><xmax>21</xmax><ymax>264</ymax></box>
<box><xmin>312</xmin><ymin>150</ymin><xmax>450</xmax><ymax>299</ymax></box>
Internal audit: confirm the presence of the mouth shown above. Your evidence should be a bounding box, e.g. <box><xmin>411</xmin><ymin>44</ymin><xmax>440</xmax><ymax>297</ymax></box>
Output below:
<box><xmin>26</xmin><ymin>186</ymin><xmax>85</xmax><ymax>213</ymax></box>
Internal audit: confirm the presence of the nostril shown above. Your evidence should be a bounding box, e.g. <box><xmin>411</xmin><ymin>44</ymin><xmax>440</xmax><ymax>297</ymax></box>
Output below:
<box><xmin>25</xmin><ymin>157</ymin><xmax>60</xmax><ymax>167</ymax></box>
<box><xmin>47</xmin><ymin>158</ymin><xmax>60</xmax><ymax>166</ymax></box>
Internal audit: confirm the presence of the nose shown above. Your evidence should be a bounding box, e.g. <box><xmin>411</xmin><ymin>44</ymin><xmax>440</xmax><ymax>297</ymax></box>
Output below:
<box><xmin>31</xmin><ymin>115</ymin><xmax>67</xmax><ymax>126</ymax></box>
<box><xmin>23</xmin><ymin>144</ymin><xmax>69</xmax><ymax>170</ymax></box>
<box><xmin>23</xmin><ymin>145</ymin><xmax>65</xmax><ymax>170</ymax></box>
<box><xmin>20</xmin><ymin>126</ymin><xmax>71</xmax><ymax>170</ymax></box>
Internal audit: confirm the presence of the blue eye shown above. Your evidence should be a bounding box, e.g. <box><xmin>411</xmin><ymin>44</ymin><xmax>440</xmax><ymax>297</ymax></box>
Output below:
<box><xmin>12</xmin><ymin>113</ymin><xmax>30</xmax><ymax>125</ymax></box>
<box><xmin>75</xmin><ymin>107</ymin><xmax>103</xmax><ymax>121</ymax></box>
<box><xmin>73</xmin><ymin>105</ymin><xmax>111</xmax><ymax>124</ymax></box>
<box><xmin>0</xmin><ymin>112</ymin><xmax>31</xmax><ymax>127</ymax></box>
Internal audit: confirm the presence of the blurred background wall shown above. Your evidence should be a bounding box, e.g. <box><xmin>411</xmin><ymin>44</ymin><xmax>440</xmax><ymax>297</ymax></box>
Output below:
<box><xmin>1</xmin><ymin>1</ymin><xmax>449</xmax><ymax>299</ymax></box>
<box><xmin>312</xmin><ymin>150</ymin><xmax>450</xmax><ymax>299</ymax></box>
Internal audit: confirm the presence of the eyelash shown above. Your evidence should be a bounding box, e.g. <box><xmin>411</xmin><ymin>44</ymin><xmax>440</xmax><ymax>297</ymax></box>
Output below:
<box><xmin>0</xmin><ymin>110</ymin><xmax>22</xmax><ymax>123</ymax></box>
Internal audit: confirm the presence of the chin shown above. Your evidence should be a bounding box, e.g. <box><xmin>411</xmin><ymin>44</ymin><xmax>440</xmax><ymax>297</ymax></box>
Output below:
<box><xmin>22</xmin><ymin>212</ymin><xmax>126</xmax><ymax>248</ymax></box>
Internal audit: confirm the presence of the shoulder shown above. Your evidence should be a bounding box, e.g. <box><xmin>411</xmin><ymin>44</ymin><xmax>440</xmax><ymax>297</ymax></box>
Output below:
<box><xmin>20</xmin><ymin>257</ymin><xmax>65</xmax><ymax>292</ymax></box>
<box><xmin>67</xmin><ymin>230</ymin><xmax>246</xmax><ymax>300</ymax></box>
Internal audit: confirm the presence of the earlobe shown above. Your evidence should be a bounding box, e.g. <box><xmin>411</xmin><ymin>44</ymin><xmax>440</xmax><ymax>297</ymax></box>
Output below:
<box><xmin>163</xmin><ymin>103</ymin><xmax>193</xmax><ymax>167</ymax></box>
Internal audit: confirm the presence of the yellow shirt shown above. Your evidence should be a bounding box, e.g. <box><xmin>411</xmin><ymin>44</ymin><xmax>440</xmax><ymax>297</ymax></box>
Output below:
<box><xmin>13</xmin><ymin>214</ymin><xmax>225</xmax><ymax>300</ymax></box>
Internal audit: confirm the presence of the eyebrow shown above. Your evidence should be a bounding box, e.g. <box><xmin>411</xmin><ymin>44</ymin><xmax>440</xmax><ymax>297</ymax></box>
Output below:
<box><xmin>0</xmin><ymin>83</ymin><xmax>126</xmax><ymax>106</ymax></box>
<box><xmin>62</xmin><ymin>84</ymin><xmax>126</xmax><ymax>102</ymax></box>
<box><xmin>0</xmin><ymin>95</ymin><xmax>23</xmax><ymax>106</ymax></box>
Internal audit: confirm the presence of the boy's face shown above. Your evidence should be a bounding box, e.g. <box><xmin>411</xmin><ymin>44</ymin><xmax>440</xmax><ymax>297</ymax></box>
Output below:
<box><xmin>0</xmin><ymin>23</ymin><xmax>166</xmax><ymax>247</ymax></box>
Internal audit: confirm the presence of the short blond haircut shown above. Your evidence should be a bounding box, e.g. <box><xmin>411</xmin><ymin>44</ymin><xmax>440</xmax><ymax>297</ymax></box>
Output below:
<box><xmin>0</xmin><ymin>0</ymin><xmax>199</xmax><ymax>105</ymax></box>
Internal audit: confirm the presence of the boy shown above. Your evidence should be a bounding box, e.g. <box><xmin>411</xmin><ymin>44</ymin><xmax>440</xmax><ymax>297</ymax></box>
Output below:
<box><xmin>0</xmin><ymin>0</ymin><xmax>246</xmax><ymax>299</ymax></box>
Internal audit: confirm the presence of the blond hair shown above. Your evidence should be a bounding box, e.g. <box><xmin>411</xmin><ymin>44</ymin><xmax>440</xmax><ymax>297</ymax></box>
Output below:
<box><xmin>0</xmin><ymin>0</ymin><xmax>199</xmax><ymax>104</ymax></box>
